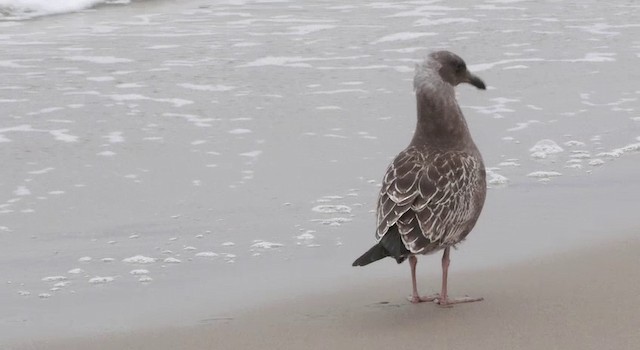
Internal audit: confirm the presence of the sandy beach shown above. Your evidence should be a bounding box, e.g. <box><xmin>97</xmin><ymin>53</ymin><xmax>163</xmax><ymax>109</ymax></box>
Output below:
<box><xmin>1</xmin><ymin>0</ymin><xmax>639</xmax><ymax>348</ymax></box>
<box><xmin>12</xmin><ymin>235</ymin><xmax>639</xmax><ymax>350</ymax></box>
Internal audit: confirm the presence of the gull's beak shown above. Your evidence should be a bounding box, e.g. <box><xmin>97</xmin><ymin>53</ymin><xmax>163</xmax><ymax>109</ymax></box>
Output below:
<box><xmin>466</xmin><ymin>71</ymin><xmax>486</xmax><ymax>90</ymax></box>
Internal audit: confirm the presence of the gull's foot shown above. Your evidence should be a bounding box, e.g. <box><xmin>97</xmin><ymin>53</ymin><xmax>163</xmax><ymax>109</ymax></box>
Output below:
<box><xmin>434</xmin><ymin>296</ymin><xmax>484</xmax><ymax>308</ymax></box>
<box><xmin>407</xmin><ymin>293</ymin><xmax>439</xmax><ymax>304</ymax></box>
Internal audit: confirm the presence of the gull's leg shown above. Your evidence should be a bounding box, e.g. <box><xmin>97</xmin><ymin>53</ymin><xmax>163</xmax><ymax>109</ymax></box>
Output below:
<box><xmin>435</xmin><ymin>247</ymin><xmax>483</xmax><ymax>307</ymax></box>
<box><xmin>407</xmin><ymin>255</ymin><xmax>438</xmax><ymax>303</ymax></box>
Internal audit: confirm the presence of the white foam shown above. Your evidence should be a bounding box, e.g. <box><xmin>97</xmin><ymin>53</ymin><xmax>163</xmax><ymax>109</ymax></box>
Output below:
<box><xmin>286</xmin><ymin>24</ymin><xmax>336</xmax><ymax>35</ymax></box>
<box><xmin>414</xmin><ymin>18</ymin><xmax>477</xmax><ymax>26</ymax></box>
<box><xmin>50</xmin><ymin>129</ymin><xmax>79</xmax><ymax>143</ymax></box>
<box><xmin>564</xmin><ymin>140</ymin><xmax>586</xmax><ymax>147</ymax></box>
<box><xmin>311</xmin><ymin>204</ymin><xmax>352</xmax><ymax>214</ymax></box>
<box><xmin>89</xmin><ymin>276</ymin><xmax>115</xmax><ymax>284</ymax></box>
<box><xmin>228</xmin><ymin>128</ymin><xmax>252</xmax><ymax>134</ymax></box>
<box><xmin>618</xmin><ymin>142</ymin><xmax>640</xmax><ymax>153</ymax></box>
<box><xmin>503</xmin><ymin>65</ymin><xmax>529</xmax><ymax>70</ymax></box>
<box><xmin>221</xmin><ymin>242</ymin><xmax>235</xmax><ymax>246</ymax></box>
<box><xmin>527</xmin><ymin>171</ymin><xmax>563</xmax><ymax>178</ymax></box>
<box><xmin>178</xmin><ymin>83</ymin><xmax>236</xmax><ymax>92</ymax></box>
<box><xmin>239</xmin><ymin>56</ymin><xmax>314</xmax><ymax>68</ymax></box>
<box><xmin>13</xmin><ymin>186</ymin><xmax>31</xmax><ymax>196</ymax></box>
<box><xmin>116</xmin><ymin>83</ymin><xmax>145</xmax><ymax>88</ymax></box>
<box><xmin>240</xmin><ymin>150</ymin><xmax>262</xmax><ymax>158</ymax></box>
<box><xmin>250</xmin><ymin>240</ymin><xmax>284</xmax><ymax>249</ymax></box>
<box><xmin>195</xmin><ymin>251</ymin><xmax>218</xmax><ymax>258</ymax></box>
<box><xmin>42</xmin><ymin>276</ymin><xmax>67</xmax><ymax>282</ymax></box>
<box><xmin>138</xmin><ymin>276</ymin><xmax>153</xmax><ymax>283</ymax></box>
<box><xmin>588</xmin><ymin>159</ymin><xmax>605</xmax><ymax>166</ymax></box>
<box><xmin>68</xmin><ymin>268</ymin><xmax>83</xmax><ymax>274</ymax></box>
<box><xmin>97</xmin><ymin>151</ymin><xmax>116</xmax><ymax>157</ymax></box>
<box><xmin>28</xmin><ymin>167</ymin><xmax>54</xmax><ymax>175</ymax></box>
<box><xmin>87</xmin><ymin>76</ymin><xmax>115</xmax><ymax>82</ymax></box>
<box><xmin>104</xmin><ymin>131</ymin><xmax>124</xmax><ymax>143</ymax></box>
<box><xmin>38</xmin><ymin>293</ymin><xmax>52</xmax><ymax>299</ymax></box>
<box><xmin>320</xmin><ymin>195</ymin><xmax>344</xmax><ymax>200</ymax></box>
<box><xmin>147</xmin><ymin>45</ymin><xmax>180</xmax><ymax>49</ymax></box>
<box><xmin>0</xmin><ymin>0</ymin><xmax>127</xmax><ymax>20</ymax></box>
<box><xmin>78</xmin><ymin>256</ymin><xmax>92</xmax><ymax>262</ymax></box>
<box><xmin>164</xmin><ymin>113</ymin><xmax>216</xmax><ymax>127</ymax></box>
<box><xmin>507</xmin><ymin>120</ymin><xmax>540</xmax><ymax>132</ymax></box>
<box><xmin>0</xmin><ymin>60</ymin><xmax>36</xmax><ymax>68</ymax></box>
<box><xmin>595</xmin><ymin>151</ymin><xmax>620</xmax><ymax>158</ymax></box>
<box><xmin>529</xmin><ymin>139</ymin><xmax>564</xmax><ymax>158</ymax></box>
<box><xmin>498</xmin><ymin>161</ymin><xmax>520</xmax><ymax>167</ymax></box>
<box><xmin>296</xmin><ymin>231</ymin><xmax>315</xmax><ymax>240</ymax></box>
<box><xmin>122</xmin><ymin>255</ymin><xmax>156</xmax><ymax>264</ymax></box>
<box><xmin>311</xmin><ymin>217</ymin><xmax>353</xmax><ymax>226</ymax></box>
<box><xmin>371</xmin><ymin>32</ymin><xmax>437</xmax><ymax>44</ymax></box>
<box><xmin>308</xmin><ymin>89</ymin><xmax>367</xmax><ymax>95</ymax></box>
<box><xmin>569</xmin><ymin>152</ymin><xmax>591</xmax><ymax>159</ymax></box>
<box><xmin>469</xmin><ymin>58</ymin><xmax>544</xmax><ymax>72</ymax></box>
<box><xmin>27</xmin><ymin>107</ymin><xmax>64</xmax><ymax>116</ymax></box>
<box><xmin>233</xmin><ymin>42</ymin><xmax>262</xmax><ymax>47</ymax></box>
<box><xmin>560</xmin><ymin>53</ymin><xmax>616</xmax><ymax>63</ymax></box>
<box><xmin>486</xmin><ymin>170</ymin><xmax>509</xmax><ymax>186</ymax></box>
<box><xmin>111</xmin><ymin>95</ymin><xmax>193</xmax><ymax>107</ymax></box>
<box><xmin>240</xmin><ymin>55</ymin><xmax>369</xmax><ymax>68</ymax></box>
<box><xmin>163</xmin><ymin>257</ymin><xmax>181</xmax><ymax>264</ymax></box>
<box><xmin>66</xmin><ymin>56</ymin><xmax>132</xmax><ymax>64</ymax></box>
<box><xmin>565</xmin><ymin>163</ymin><xmax>582</xmax><ymax>169</ymax></box>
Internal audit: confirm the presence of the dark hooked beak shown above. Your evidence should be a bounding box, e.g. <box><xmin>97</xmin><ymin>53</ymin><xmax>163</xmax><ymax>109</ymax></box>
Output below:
<box><xmin>466</xmin><ymin>72</ymin><xmax>486</xmax><ymax>90</ymax></box>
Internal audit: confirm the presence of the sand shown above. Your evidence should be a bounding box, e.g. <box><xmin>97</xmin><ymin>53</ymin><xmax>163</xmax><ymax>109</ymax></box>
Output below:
<box><xmin>11</xmin><ymin>235</ymin><xmax>640</xmax><ymax>350</ymax></box>
<box><xmin>2</xmin><ymin>0</ymin><xmax>640</xmax><ymax>348</ymax></box>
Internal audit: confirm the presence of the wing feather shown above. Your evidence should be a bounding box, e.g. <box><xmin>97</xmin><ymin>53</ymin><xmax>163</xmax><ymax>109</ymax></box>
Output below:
<box><xmin>375</xmin><ymin>146</ymin><xmax>485</xmax><ymax>253</ymax></box>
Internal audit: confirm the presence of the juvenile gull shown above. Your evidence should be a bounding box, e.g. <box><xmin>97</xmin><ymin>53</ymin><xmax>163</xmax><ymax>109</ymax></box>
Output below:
<box><xmin>352</xmin><ymin>51</ymin><xmax>487</xmax><ymax>306</ymax></box>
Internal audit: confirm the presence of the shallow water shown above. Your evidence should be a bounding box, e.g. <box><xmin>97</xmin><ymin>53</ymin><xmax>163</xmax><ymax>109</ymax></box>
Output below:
<box><xmin>1</xmin><ymin>0</ymin><xmax>639</xmax><ymax>342</ymax></box>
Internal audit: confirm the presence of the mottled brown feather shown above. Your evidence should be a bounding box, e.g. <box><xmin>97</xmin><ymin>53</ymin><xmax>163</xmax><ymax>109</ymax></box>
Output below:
<box><xmin>375</xmin><ymin>146</ymin><xmax>486</xmax><ymax>254</ymax></box>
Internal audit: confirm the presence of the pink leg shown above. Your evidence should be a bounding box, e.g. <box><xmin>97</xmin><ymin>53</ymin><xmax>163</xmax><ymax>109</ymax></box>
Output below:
<box><xmin>407</xmin><ymin>255</ymin><xmax>438</xmax><ymax>303</ymax></box>
<box><xmin>435</xmin><ymin>247</ymin><xmax>483</xmax><ymax>307</ymax></box>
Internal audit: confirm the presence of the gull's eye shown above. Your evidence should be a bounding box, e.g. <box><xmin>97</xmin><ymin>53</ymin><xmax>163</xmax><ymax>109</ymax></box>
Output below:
<box><xmin>455</xmin><ymin>62</ymin><xmax>466</xmax><ymax>72</ymax></box>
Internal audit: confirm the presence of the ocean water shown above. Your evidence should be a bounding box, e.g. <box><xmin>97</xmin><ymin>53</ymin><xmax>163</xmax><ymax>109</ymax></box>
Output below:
<box><xmin>1</xmin><ymin>0</ymin><xmax>639</xmax><ymax>342</ymax></box>
<box><xmin>0</xmin><ymin>0</ymin><xmax>133</xmax><ymax>20</ymax></box>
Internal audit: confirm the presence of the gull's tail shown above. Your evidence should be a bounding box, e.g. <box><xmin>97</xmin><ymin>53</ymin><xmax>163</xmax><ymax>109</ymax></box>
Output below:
<box><xmin>352</xmin><ymin>226</ymin><xmax>409</xmax><ymax>266</ymax></box>
<box><xmin>352</xmin><ymin>243</ymin><xmax>390</xmax><ymax>266</ymax></box>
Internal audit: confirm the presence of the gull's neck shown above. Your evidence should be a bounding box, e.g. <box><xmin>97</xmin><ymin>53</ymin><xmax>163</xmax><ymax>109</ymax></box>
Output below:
<box><xmin>409</xmin><ymin>58</ymin><xmax>476</xmax><ymax>151</ymax></box>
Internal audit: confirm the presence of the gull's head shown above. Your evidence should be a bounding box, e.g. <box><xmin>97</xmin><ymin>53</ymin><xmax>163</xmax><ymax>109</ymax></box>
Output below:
<box><xmin>415</xmin><ymin>51</ymin><xmax>486</xmax><ymax>91</ymax></box>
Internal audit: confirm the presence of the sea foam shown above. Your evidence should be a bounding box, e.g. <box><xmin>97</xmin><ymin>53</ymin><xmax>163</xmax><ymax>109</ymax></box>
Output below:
<box><xmin>0</xmin><ymin>0</ymin><xmax>131</xmax><ymax>20</ymax></box>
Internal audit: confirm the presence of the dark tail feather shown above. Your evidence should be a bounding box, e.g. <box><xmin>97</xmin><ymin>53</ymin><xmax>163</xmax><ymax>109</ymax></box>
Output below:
<box><xmin>352</xmin><ymin>243</ymin><xmax>390</xmax><ymax>266</ymax></box>
<box><xmin>353</xmin><ymin>227</ymin><xmax>409</xmax><ymax>266</ymax></box>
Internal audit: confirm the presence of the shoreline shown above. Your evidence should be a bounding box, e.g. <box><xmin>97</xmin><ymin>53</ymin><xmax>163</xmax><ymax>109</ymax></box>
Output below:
<box><xmin>13</xmin><ymin>235</ymin><xmax>640</xmax><ymax>350</ymax></box>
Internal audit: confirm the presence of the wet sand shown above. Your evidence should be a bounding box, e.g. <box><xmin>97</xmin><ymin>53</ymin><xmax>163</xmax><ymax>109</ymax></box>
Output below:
<box><xmin>15</xmin><ymin>235</ymin><xmax>640</xmax><ymax>350</ymax></box>
<box><xmin>2</xmin><ymin>0</ymin><xmax>640</xmax><ymax>346</ymax></box>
